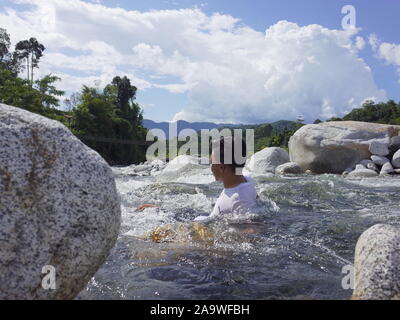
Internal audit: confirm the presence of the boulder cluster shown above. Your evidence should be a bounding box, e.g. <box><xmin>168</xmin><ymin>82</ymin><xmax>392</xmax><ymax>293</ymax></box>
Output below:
<box><xmin>344</xmin><ymin>137</ymin><xmax>400</xmax><ymax>177</ymax></box>
<box><xmin>245</xmin><ymin>147</ymin><xmax>303</xmax><ymax>176</ymax></box>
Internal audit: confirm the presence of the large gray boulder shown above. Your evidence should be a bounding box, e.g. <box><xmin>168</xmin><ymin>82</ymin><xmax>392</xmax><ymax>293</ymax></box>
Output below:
<box><xmin>352</xmin><ymin>224</ymin><xmax>400</xmax><ymax>300</ymax></box>
<box><xmin>246</xmin><ymin>147</ymin><xmax>289</xmax><ymax>174</ymax></box>
<box><xmin>0</xmin><ymin>104</ymin><xmax>121</xmax><ymax>299</ymax></box>
<box><xmin>289</xmin><ymin>121</ymin><xmax>400</xmax><ymax>174</ymax></box>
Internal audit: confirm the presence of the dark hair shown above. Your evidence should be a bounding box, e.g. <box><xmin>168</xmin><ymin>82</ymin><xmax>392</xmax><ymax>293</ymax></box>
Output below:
<box><xmin>212</xmin><ymin>136</ymin><xmax>247</xmax><ymax>169</ymax></box>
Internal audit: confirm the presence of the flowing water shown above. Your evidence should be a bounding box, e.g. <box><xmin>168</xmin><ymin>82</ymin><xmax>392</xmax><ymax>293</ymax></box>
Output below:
<box><xmin>76</xmin><ymin>166</ymin><xmax>400</xmax><ymax>300</ymax></box>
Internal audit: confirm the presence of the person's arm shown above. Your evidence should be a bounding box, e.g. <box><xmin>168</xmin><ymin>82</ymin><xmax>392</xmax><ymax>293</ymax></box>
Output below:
<box><xmin>193</xmin><ymin>200</ymin><xmax>220</xmax><ymax>222</ymax></box>
<box><xmin>135</xmin><ymin>204</ymin><xmax>159</xmax><ymax>212</ymax></box>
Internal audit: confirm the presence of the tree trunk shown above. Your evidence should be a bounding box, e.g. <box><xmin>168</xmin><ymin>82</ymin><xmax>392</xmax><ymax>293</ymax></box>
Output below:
<box><xmin>26</xmin><ymin>57</ymin><xmax>29</xmax><ymax>83</ymax></box>
<box><xmin>30</xmin><ymin>51</ymin><xmax>34</xmax><ymax>87</ymax></box>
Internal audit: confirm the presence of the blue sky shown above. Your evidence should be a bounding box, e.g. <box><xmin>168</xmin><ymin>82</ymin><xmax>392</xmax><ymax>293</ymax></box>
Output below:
<box><xmin>1</xmin><ymin>0</ymin><xmax>399</xmax><ymax>123</ymax></box>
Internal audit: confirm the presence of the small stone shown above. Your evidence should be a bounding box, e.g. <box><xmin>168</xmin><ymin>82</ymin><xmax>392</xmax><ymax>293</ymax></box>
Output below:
<box><xmin>134</xmin><ymin>164</ymin><xmax>151</xmax><ymax>172</ymax></box>
<box><xmin>380</xmin><ymin>162</ymin><xmax>394</xmax><ymax>175</ymax></box>
<box><xmin>392</xmin><ymin>149</ymin><xmax>400</xmax><ymax>168</ymax></box>
<box><xmin>366</xmin><ymin>162</ymin><xmax>379</xmax><ymax>172</ymax></box>
<box><xmin>389</xmin><ymin>136</ymin><xmax>400</xmax><ymax>153</ymax></box>
<box><xmin>371</xmin><ymin>155</ymin><xmax>390</xmax><ymax>166</ymax></box>
<box><xmin>348</xmin><ymin>169</ymin><xmax>379</xmax><ymax>177</ymax></box>
<box><xmin>359</xmin><ymin>160</ymin><xmax>373</xmax><ymax>167</ymax></box>
<box><xmin>355</xmin><ymin>164</ymin><xmax>366</xmax><ymax>170</ymax></box>
<box><xmin>275</xmin><ymin>162</ymin><xmax>304</xmax><ymax>175</ymax></box>
<box><xmin>342</xmin><ymin>167</ymin><xmax>354</xmax><ymax>175</ymax></box>
<box><xmin>369</xmin><ymin>140</ymin><xmax>390</xmax><ymax>156</ymax></box>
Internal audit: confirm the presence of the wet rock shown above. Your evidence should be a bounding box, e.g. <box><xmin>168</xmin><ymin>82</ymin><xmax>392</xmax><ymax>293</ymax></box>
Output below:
<box><xmin>389</xmin><ymin>136</ymin><xmax>400</xmax><ymax>153</ymax></box>
<box><xmin>392</xmin><ymin>149</ymin><xmax>400</xmax><ymax>168</ymax></box>
<box><xmin>0</xmin><ymin>103</ymin><xmax>121</xmax><ymax>299</ymax></box>
<box><xmin>369</xmin><ymin>140</ymin><xmax>389</xmax><ymax>156</ymax></box>
<box><xmin>275</xmin><ymin>162</ymin><xmax>304</xmax><ymax>175</ymax></box>
<box><xmin>134</xmin><ymin>164</ymin><xmax>152</xmax><ymax>172</ymax></box>
<box><xmin>288</xmin><ymin>121</ymin><xmax>400</xmax><ymax>174</ymax></box>
<box><xmin>246</xmin><ymin>147</ymin><xmax>289</xmax><ymax>174</ymax></box>
<box><xmin>367</xmin><ymin>162</ymin><xmax>379</xmax><ymax>172</ymax></box>
<box><xmin>359</xmin><ymin>160</ymin><xmax>373</xmax><ymax>167</ymax></box>
<box><xmin>352</xmin><ymin>224</ymin><xmax>400</xmax><ymax>300</ymax></box>
<box><xmin>355</xmin><ymin>164</ymin><xmax>366</xmax><ymax>170</ymax></box>
<box><xmin>157</xmin><ymin>155</ymin><xmax>208</xmax><ymax>181</ymax></box>
<box><xmin>371</xmin><ymin>155</ymin><xmax>390</xmax><ymax>166</ymax></box>
<box><xmin>380</xmin><ymin>162</ymin><xmax>394</xmax><ymax>175</ymax></box>
<box><xmin>347</xmin><ymin>169</ymin><xmax>379</xmax><ymax>177</ymax></box>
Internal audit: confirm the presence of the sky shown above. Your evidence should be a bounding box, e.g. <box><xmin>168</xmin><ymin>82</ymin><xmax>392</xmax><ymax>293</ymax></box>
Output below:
<box><xmin>0</xmin><ymin>0</ymin><xmax>399</xmax><ymax>124</ymax></box>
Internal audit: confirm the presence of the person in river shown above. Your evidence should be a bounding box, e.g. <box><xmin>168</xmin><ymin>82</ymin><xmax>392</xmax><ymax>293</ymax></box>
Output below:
<box><xmin>136</xmin><ymin>136</ymin><xmax>259</xmax><ymax>222</ymax></box>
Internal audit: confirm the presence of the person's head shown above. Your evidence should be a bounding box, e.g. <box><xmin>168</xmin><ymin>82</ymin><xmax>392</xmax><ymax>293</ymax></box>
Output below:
<box><xmin>210</xmin><ymin>136</ymin><xmax>247</xmax><ymax>181</ymax></box>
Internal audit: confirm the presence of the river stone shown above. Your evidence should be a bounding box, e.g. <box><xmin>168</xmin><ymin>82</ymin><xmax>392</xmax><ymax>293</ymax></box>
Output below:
<box><xmin>367</xmin><ymin>162</ymin><xmax>379</xmax><ymax>172</ymax></box>
<box><xmin>380</xmin><ymin>162</ymin><xmax>394</xmax><ymax>175</ymax></box>
<box><xmin>352</xmin><ymin>224</ymin><xmax>400</xmax><ymax>300</ymax></box>
<box><xmin>134</xmin><ymin>164</ymin><xmax>152</xmax><ymax>172</ymax></box>
<box><xmin>347</xmin><ymin>169</ymin><xmax>379</xmax><ymax>178</ymax></box>
<box><xmin>289</xmin><ymin>121</ymin><xmax>400</xmax><ymax>174</ymax></box>
<box><xmin>389</xmin><ymin>136</ymin><xmax>400</xmax><ymax>153</ymax></box>
<box><xmin>371</xmin><ymin>155</ymin><xmax>390</xmax><ymax>166</ymax></box>
<box><xmin>369</xmin><ymin>140</ymin><xmax>389</xmax><ymax>156</ymax></box>
<box><xmin>0</xmin><ymin>103</ymin><xmax>121</xmax><ymax>300</ymax></box>
<box><xmin>156</xmin><ymin>155</ymin><xmax>208</xmax><ymax>182</ymax></box>
<box><xmin>355</xmin><ymin>164</ymin><xmax>366</xmax><ymax>170</ymax></box>
<box><xmin>246</xmin><ymin>147</ymin><xmax>289</xmax><ymax>174</ymax></box>
<box><xmin>275</xmin><ymin>162</ymin><xmax>304</xmax><ymax>175</ymax></box>
<box><xmin>392</xmin><ymin>149</ymin><xmax>400</xmax><ymax>168</ymax></box>
<box><xmin>359</xmin><ymin>160</ymin><xmax>373</xmax><ymax>167</ymax></box>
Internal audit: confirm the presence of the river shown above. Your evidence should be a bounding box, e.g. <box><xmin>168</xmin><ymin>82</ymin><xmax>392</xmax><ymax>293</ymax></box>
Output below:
<box><xmin>76</xmin><ymin>165</ymin><xmax>400</xmax><ymax>300</ymax></box>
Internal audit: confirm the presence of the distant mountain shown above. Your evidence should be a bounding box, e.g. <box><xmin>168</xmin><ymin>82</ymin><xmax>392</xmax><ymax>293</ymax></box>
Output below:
<box><xmin>142</xmin><ymin>119</ymin><xmax>240</xmax><ymax>139</ymax></box>
<box><xmin>220</xmin><ymin>120</ymin><xmax>297</xmax><ymax>132</ymax></box>
<box><xmin>142</xmin><ymin>119</ymin><xmax>298</xmax><ymax>139</ymax></box>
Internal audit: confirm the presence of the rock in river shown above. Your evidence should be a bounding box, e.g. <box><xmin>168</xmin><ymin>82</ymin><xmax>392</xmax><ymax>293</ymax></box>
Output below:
<box><xmin>289</xmin><ymin>121</ymin><xmax>400</xmax><ymax>174</ymax></box>
<box><xmin>0</xmin><ymin>103</ymin><xmax>121</xmax><ymax>299</ymax></box>
<box><xmin>246</xmin><ymin>147</ymin><xmax>289</xmax><ymax>174</ymax></box>
<box><xmin>352</xmin><ymin>224</ymin><xmax>400</xmax><ymax>300</ymax></box>
<box><xmin>275</xmin><ymin>162</ymin><xmax>304</xmax><ymax>175</ymax></box>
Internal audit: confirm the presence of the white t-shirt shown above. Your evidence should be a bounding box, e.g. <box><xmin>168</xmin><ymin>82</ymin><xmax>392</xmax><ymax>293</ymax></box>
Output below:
<box><xmin>194</xmin><ymin>176</ymin><xmax>258</xmax><ymax>222</ymax></box>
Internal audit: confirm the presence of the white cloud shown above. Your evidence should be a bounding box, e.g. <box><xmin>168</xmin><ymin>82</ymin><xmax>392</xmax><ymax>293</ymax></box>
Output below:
<box><xmin>368</xmin><ymin>33</ymin><xmax>379</xmax><ymax>51</ymax></box>
<box><xmin>369</xmin><ymin>33</ymin><xmax>400</xmax><ymax>83</ymax></box>
<box><xmin>0</xmin><ymin>0</ymin><xmax>387</xmax><ymax>123</ymax></box>
<box><xmin>378</xmin><ymin>43</ymin><xmax>400</xmax><ymax>66</ymax></box>
<box><xmin>355</xmin><ymin>36</ymin><xmax>365</xmax><ymax>50</ymax></box>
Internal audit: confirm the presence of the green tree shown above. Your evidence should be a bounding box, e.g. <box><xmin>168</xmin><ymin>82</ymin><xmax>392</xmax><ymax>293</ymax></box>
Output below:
<box><xmin>71</xmin><ymin>78</ymin><xmax>148</xmax><ymax>165</ymax></box>
<box><xmin>14</xmin><ymin>37</ymin><xmax>45</xmax><ymax>86</ymax></box>
<box><xmin>34</xmin><ymin>74</ymin><xmax>65</xmax><ymax>108</ymax></box>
